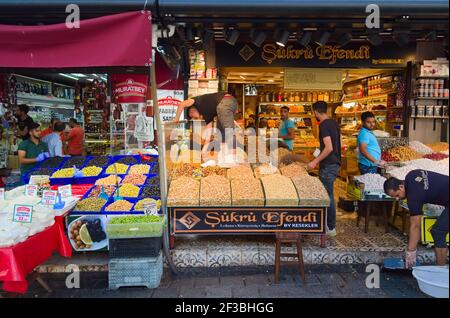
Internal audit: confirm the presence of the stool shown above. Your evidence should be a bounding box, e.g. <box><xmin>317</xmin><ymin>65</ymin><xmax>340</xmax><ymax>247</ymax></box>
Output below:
<box><xmin>274</xmin><ymin>233</ymin><xmax>305</xmax><ymax>284</ymax></box>
<box><xmin>356</xmin><ymin>201</ymin><xmax>391</xmax><ymax>233</ymax></box>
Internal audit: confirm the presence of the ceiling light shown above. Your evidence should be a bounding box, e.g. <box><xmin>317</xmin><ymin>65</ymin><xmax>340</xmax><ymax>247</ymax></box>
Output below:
<box><xmin>250</xmin><ymin>30</ymin><xmax>267</xmax><ymax>48</ymax></box>
<box><xmin>367</xmin><ymin>33</ymin><xmax>383</xmax><ymax>46</ymax></box>
<box><xmin>100</xmin><ymin>76</ymin><xmax>108</xmax><ymax>81</ymax></box>
<box><xmin>314</xmin><ymin>30</ymin><xmax>331</xmax><ymax>46</ymax></box>
<box><xmin>71</xmin><ymin>73</ymin><xmax>86</xmax><ymax>78</ymax></box>
<box><xmin>424</xmin><ymin>30</ymin><xmax>437</xmax><ymax>41</ymax></box>
<box><xmin>223</xmin><ymin>28</ymin><xmax>240</xmax><ymax>46</ymax></box>
<box><xmin>59</xmin><ymin>73</ymin><xmax>78</xmax><ymax>80</ymax></box>
<box><xmin>393</xmin><ymin>30</ymin><xmax>410</xmax><ymax>47</ymax></box>
<box><xmin>240</xmin><ymin>75</ymin><xmax>246</xmax><ymax>80</ymax></box>
<box><xmin>297</xmin><ymin>31</ymin><xmax>312</xmax><ymax>47</ymax></box>
<box><xmin>337</xmin><ymin>33</ymin><xmax>352</xmax><ymax>47</ymax></box>
<box><xmin>275</xmin><ymin>30</ymin><xmax>290</xmax><ymax>47</ymax></box>
<box><xmin>203</xmin><ymin>29</ymin><xmax>215</xmax><ymax>47</ymax></box>
<box><xmin>268</xmin><ymin>79</ymin><xmax>274</xmax><ymax>82</ymax></box>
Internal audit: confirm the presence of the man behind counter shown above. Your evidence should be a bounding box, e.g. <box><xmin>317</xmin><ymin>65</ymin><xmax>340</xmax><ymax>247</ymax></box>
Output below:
<box><xmin>357</xmin><ymin>111</ymin><xmax>385</xmax><ymax>174</ymax></box>
<box><xmin>18</xmin><ymin>122</ymin><xmax>49</xmax><ymax>177</ymax></box>
<box><xmin>278</xmin><ymin>106</ymin><xmax>296</xmax><ymax>151</ymax></box>
<box><xmin>15</xmin><ymin>104</ymin><xmax>35</xmax><ymax>140</ymax></box>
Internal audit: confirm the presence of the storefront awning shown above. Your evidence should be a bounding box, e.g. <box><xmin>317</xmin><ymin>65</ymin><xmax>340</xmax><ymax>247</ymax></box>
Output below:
<box><xmin>0</xmin><ymin>11</ymin><xmax>152</xmax><ymax>68</ymax></box>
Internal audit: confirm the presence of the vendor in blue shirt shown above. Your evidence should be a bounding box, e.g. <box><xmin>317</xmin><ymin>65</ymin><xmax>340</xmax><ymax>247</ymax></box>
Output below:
<box><xmin>278</xmin><ymin>106</ymin><xmax>296</xmax><ymax>151</ymax></box>
<box><xmin>357</xmin><ymin>111</ymin><xmax>385</xmax><ymax>174</ymax></box>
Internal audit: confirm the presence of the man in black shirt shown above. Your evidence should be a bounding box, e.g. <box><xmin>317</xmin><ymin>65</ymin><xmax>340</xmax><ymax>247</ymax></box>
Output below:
<box><xmin>384</xmin><ymin>170</ymin><xmax>449</xmax><ymax>268</ymax></box>
<box><xmin>15</xmin><ymin>104</ymin><xmax>35</xmax><ymax>140</ymax></box>
<box><xmin>308</xmin><ymin>101</ymin><xmax>341</xmax><ymax>236</ymax></box>
<box><xmin>174</xmin><ymin>92</ymin><xmax>238</xmax><ymax>156</ymax></box>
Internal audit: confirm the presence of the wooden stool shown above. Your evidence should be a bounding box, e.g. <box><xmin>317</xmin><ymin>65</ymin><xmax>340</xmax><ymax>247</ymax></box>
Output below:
<box><xmin>392</xmin><ymin>202</ymin><xmax>408</xmax><ymax>234</ymax></box>
<box><xmin>356</xmin><ymin>201</ymin><xmax>390</xmax><ymax>233</ymax></box>
<box><xmin>274</xmin><ymin>233</ymin><xmax>306</xmax><ymax>284</ymax></box>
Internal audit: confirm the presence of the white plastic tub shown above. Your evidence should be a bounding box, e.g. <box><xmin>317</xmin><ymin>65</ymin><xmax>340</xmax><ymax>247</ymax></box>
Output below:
<box><xmin>412</xmin><ymin>266</ymin><xmax>449</xmax><ymax>298</ymax></box>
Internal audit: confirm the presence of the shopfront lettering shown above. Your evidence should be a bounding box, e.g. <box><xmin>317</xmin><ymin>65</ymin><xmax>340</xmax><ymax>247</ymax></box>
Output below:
<box><xmin>262</xmin><ymin>212</ymin><xmax>318</xmax><ymax>227</ymax></box>
<box><xmin>261</xmin><ymin>43</ymin><xmax>370</xmax><ymax>65</ymax></box>
<box><xmin>204</xmin><ymin>212</ymin><xmax>257</xmax><ymax>228</ymax></box>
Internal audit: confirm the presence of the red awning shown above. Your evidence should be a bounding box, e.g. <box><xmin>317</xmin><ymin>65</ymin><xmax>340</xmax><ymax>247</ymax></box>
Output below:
<box><xmin>0</xmin><ymin>11</ymin><xmax>151</xmax><ymax>68</ymax></box>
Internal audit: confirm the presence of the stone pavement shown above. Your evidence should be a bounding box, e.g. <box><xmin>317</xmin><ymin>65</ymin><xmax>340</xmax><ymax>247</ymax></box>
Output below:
<box><xmin>1</xmin><ymin>265</ymin><xmax>429</xmax><ymax>298</ymax></box>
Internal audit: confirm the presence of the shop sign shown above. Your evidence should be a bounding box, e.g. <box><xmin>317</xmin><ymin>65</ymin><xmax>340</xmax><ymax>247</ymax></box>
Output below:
<box><xmin>0</xmin><ymin>188</ymin><xmax>4</xmax><ymax>200</ymax></box>
<box><xmin>216</xmin><ymin>42</ymin><xmax>416</xmax><ymax>68</ymax></box>
<box><xmin>25</xmin><ymin>185</ymin><xmax>38</xmax><ymax>197</ymax></box>
<box><xmin>171</xmin><ymin>207</ymin><xmax>326</xmax><ymax>234</ymax></box>
<box><xmin>13</xmin><ymin>204</ymin><xmax>33</xmax><ymax>223</ymax></box>
<box><xmin>157</xmin><ymin>90</ymin><xmax>185</xmax><ymax>122</ymax></box>
<box><xmin>284</xmin><ymin>68</ymin><xmax>343</xmax><ymax>90</ymax></box>
<box><xmin>42</xmin><ymin>190</ymin><xmax>57</xmax><ymax>206</ymax></box>
<box><xmin>58</xmin><ymin>185</ymin><xmax>72</xmax><ymax>199</ymax></box>
<box><xmin>110</xmin><ymin>74</ymin><xmax>148</xmax><ymax>104</ymax></box>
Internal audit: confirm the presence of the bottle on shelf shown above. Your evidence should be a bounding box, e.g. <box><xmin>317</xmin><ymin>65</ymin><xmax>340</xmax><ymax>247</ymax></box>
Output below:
<box><xmin>312</xmin><ymin>91</ymin><xmax>318</xmax><ymax>102</ymax></box>
<box><xmin>289</xmin><ymin>92</ymin><xmax>295</xmax><ymax>102</ymax></box>
<box><xmin>294</xmin><ymin>92</ymin><xmax>300</xmax><ymax>102</ymax></box>
<box><xmin>277</xmin><ymin>91</ymin><xmax>283</xmax><ymax>102</ymax></box>
<box><xmin>324</xmin><ymin>91</ymin><xmax>329</xmax><ymax>102</ymax></box>
<box><xmin>307</xmin><ymin>92</ymin><xmax>312</xmax><ymax>102</ymax></box>
<box><xmin>283</xmin><ymin>92</ymin><xmax>288</xmax><ymax>102</ymax></box>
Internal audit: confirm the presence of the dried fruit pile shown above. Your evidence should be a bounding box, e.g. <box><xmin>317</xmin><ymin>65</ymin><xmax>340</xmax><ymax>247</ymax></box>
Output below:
<box><xmin>387</xmin><ymin>146</ymin><xmax>422</xmax><ymax>161</ymax></box>
<box><xmin>117</xmin><ymin>183</ymin><xmax>140</xmax><ymax>197</ymax></box>
<box><xmin>62</xmin><ymin>156</ymin><xmax>86</xmax><ymax>169</ymax></box>
<box><xmin>95</xmin><ymin>175</ymin><xmax>122</xmax><ymax>186</ymax></box>
<box><xmin>51</xmin><ymin>168</ymin><xmax>75</xmax><ymax>178</ymax></box>
<box><xmin>88</xmin><ymin>185</ymin><xmax>116</xmax><ymax>198</ymax></box>
<box><xmin>426</xmin><ymin>142</ymin><xmax>449</xmax><ymax>153</ymax></box>
<box><xmin>105</xmin><ymin>200</ymin><xmax>134</xmax><ymax>212</ymax></box>
<box><xmin>280</xmin><ymin>163</ymin><xmax>309</xmax><ymax>178</ymax></box>
<box><xmin>227</xmin><ymin>165</ymin><xmax>254</xmax><ymax>180</ymax></box>
<box><xmin>122</xmin><ymin>174</ymin><xmax>147</xmax><ymax>185</ymax></box>
<box><xmin>128</xmin><ymin>164</ymin><xmax>151</xmax><ymax>174</ymax></box>
<box><xmin>423</xmin><ymin>152</ymin><xmax>449</xmax><ymax>161</ymax></box>
<box><xmin>106</xmin><ymin>163</ymin><xmax>129</xmax><ymax>175</ymax></box>
<box><xmin>81</xmin><ymin>166</ymin><xmax>102</xmax><ymax>177</ymax></box>
<box><xmin>254</xmin><ymin>164</ymin><xmax>280</xmax><ymax>179</ymax></box>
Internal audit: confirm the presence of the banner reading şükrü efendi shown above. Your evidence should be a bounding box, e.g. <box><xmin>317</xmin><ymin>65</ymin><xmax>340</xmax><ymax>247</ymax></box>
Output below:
<box><xmin>170</xmin><ymin>207</ymin><xmax>326</xmax><ymax>234</ymax></box>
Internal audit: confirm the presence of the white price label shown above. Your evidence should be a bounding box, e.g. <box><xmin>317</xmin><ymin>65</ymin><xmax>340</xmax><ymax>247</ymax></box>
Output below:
<box><xmin>58</xmin><ymin>185</ymin><xmax>72</xmax><ymax>199</ymax></box>
<box><xmin>13</xmin><ymin>204</ymin><xmax>34</xmax><ymax>223</ymax></box>
<box><xmin>313</xmin><ymin>148</ymin><xmax>321</xmax><ymax>158</ymax></box>
<box><xmin>42</xmin><ymin>190</ymin><xmax>58</xmax><ymax>206</ymax></box>
<box><xmin>25</xmin><ymin>185</ymin><xmax>38</xmax><ymax>197</ymax></box>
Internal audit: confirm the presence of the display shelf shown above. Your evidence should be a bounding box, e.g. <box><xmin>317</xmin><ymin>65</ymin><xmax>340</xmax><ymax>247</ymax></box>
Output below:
<box><xmin>343</xmin><ymin>90</ymin><xmax>396</xmax><ymax>103</ymax></box>
<box><xmin>259</xmin><ymin>102</ymin><xmax>313</xmax><ymax>105</ymax></box>
<box><xmin>17</xmin><ymin>92</ymin><xmax>74</xmax><ymax>108</ymax></box>
<box><xmin>335</xmin><ymin>110</ymin><xmax>387</xmax><ymax>117</ymax></box>
<box><xmin>413</xmin><ymin>97</ymin><xmax>449</xmax><ymax>100</ymax></box>
<box><xmin>411</xmin><ymin>116</ymin><xmax>449</xmax><ymax>119</ymax></box>
<box><xmin>416</xmin><ymin>75</ymin><xmax>449</xmax><ymax>79</ymax></box>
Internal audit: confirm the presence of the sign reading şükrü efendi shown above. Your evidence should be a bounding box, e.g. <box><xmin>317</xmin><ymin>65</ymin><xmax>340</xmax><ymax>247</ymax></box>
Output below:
<box><xmin>215</xmin><ymin>42</ymin><xmax>416</xmax><ymax>68</ymax></box>
<box><xmin>170</xmin><ymin>207</ymin><xmax>326</xmax><ymax>234</ymax></box>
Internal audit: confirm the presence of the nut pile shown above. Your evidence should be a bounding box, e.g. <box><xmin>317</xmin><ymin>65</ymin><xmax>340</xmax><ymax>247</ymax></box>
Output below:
<box><xmin>254</xmin><ymin>164</ymin><xmax>280</xmax><ymax>179</ymax></box>
<box><xmin>95</xmin><ymin>175</ymin><xmax>122</xmax><ymax>186</ymax></box>
<box><xmin>140</xmin><ymin>186</ymin><xmax>160</xmax><ymax>198</ymax></box>
<box><xmin>105</xmin><ymin>200</ymin><xmax>134</xmax><ymax>212</ymax></box>
<box><xmin>378</xmin><ymin>137</ymin><xmax>408</xmax><ymax>152</ymax></box>
<box><xmin>227</xmin><ymin>165</ymin><xmax>254</xmax><ymax>180</ymax></box>
<box><xmin>88</xmin><ymin>186</ymin><xmax>116</xmax><ymax>198</ymax></box>
<box><xmin>106</xmin><ymin>163</ymin><xmax>129</xmax><ymax>174</ymax></box>
<box><xmin>261</xmin><ymin>175</ymin><xmax>298</xmax><ymax>206</ymax></box>
<box><xmin>167</xmin><ymin>176</ymin><xmax>200</xmax><ymax>206</ymax></box>
<box><xmin>128</xmin><ymin>164</ymin><xmax>151</xmax><ymax>174</ymax></box>
<box><xmin>291</xmin><ymin>175</ymin><xmax>329</xmax><ymax>206</ymax></box>
<box><xmin>408</xmin><ymin>141</ymin><xmax>433</xmax><ymax>155</ymax></box>
<box><xmin>134</xmin><ymin>198</ymin><xmax>162</xmax><ymax>211</ymax></box>
<box><xmin>75</xmin><ymin>197</ymin><xmax>107</xmax><ymax>211</ymax></box>
<box><xmin>122</xmin><ymin>174</ymin><xmax>147</xmax><ymax>185</ymax></box>
<box><xmin>29</xmin><ymin>168</ymin><xmax>54</xmax><ymax>176</ymax></box>
<box><xmin>387</xmin><ymin>146</ymin><xmax>422</xmax><ymax>161</ymax></box>
<box><xmin>62</xmin><ymin>156</ymin><xmax>86</xmax><ymax>168</ymax></box>
<box><xmin>117</xmin><ymin>183</ymin><xmax>140</xmax><ymax>197</ymax></box>
<box><xmin>51</xmin><ymin>168</ymin><xmax>75</xmax><ymax>178</ymax></box>
<box><xmin>87</xmin><ymin>156</ymin><xmax>110</xmax><ymax>167</ymax></box>
<box><xmin>200</xmin><ymin>175</ymin><xmax>231</xmax><ymax>206</ymax></box>
<box><xmin>426</xmin><ymin>142</ymin><xmax>449</xmax><ymax>153</ymax></box>
<box><xmin>40</xmin><ymin>156</ymin><xmax>65</xmax><ymax>168</ymax></box>
<box><xmin>201</xmin><ymin>166</ymin><xmax>227</xmax><ymax>177</ymax></box>
<box><xmin>231</xmin><ymin>178</ymin><xmax>264</xmax><ymax>206</ymax></box>
<box><xmin>81</xmin><ymin>166</ymin><xmax>102</xmax><ymax>177</ymax></box>
<box><xmin>171</xmin><ymin>164</ymin><xmax>196</xmax><ymax>178</ymax></box>
<box><xmin>116</xmin><ymin>156</ymin><xmax>138</xmax><ymax>165</ymax></box>
<box><xmin>280</xmin><ymin>163</ymin><xmax>309</xmax><ymax>178</ymax></box>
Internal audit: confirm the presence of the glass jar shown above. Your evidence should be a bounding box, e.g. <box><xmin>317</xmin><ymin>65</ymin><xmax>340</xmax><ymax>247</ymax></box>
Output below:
<box><xmin>426</xmin><ymin>105</ymin><xmax>435</xmax><ymax>117</ymax></box>
<box><xmin>417</xmin><ymin>105</ymin><xmax>426</xmax><ymax>117</ymax></box>
<box><xmin>410</xmin><ymin>105</ymin><xmax>416</xmax><ymax>117</ymax></box>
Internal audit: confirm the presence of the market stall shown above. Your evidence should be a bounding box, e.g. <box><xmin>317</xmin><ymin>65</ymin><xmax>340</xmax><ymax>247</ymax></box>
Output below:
<box><xmin>159</xmin><ymin>121</ymin><xmax>329</xmax><ymax>247</ymax></box>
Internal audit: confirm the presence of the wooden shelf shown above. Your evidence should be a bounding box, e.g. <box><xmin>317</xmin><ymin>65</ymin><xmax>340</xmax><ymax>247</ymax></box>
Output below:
<box><xmin>411</xmin><ymin>116</ymin><xmax>449</xmax><ymax>119</ymax></box>
<box><xmin>343</xmin><ymin>90</ymin><xmax>396</xmax><ymax>103</ymax></box>
<box><xmin>413</xmin><ymin>97</ymin><xmax>449</xmax><ymax>100</ymax></box>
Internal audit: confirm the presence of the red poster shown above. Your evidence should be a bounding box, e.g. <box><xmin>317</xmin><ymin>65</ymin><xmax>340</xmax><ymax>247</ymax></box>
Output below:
<box><xmin>110</xmin><ymin>74</ymin><xmax>149</xmax><ymax>103</ymax></box>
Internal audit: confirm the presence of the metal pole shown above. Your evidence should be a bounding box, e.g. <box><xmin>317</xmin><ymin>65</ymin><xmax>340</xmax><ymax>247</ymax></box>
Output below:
<box><xmin>150</xmin><ymin>26</ymin><xmax>178</xmax><ymax>275</ymax></box>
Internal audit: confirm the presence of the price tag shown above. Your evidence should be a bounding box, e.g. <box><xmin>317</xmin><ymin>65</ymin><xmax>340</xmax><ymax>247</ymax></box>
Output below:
<box><xmin>143</xmin><ymin>202</ymin><xmax>159</xmax><ymax>216</ymax></box>
<box><xmin>0</xmin><ymin>188</ymin><xmax>5</xmax><ymax>200</ymax></box>
<box><xmin>58</xmin><ymin>185</ymin><xmax>72</xmax><ymax>199</ymax></box>
<box><xmin>25</xmin><ymin>185</ymin><xmax>38</xmax><ymax>197</ymax></box>
<box><xmin>13</xmin><ymin>204</ymin><xmax>34</xmax><ymax>223</ymax></box>
<box><xmin>42</xmin><ymin>190</ymin><xmax>58</xmax><ymax>206</ymax></box>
